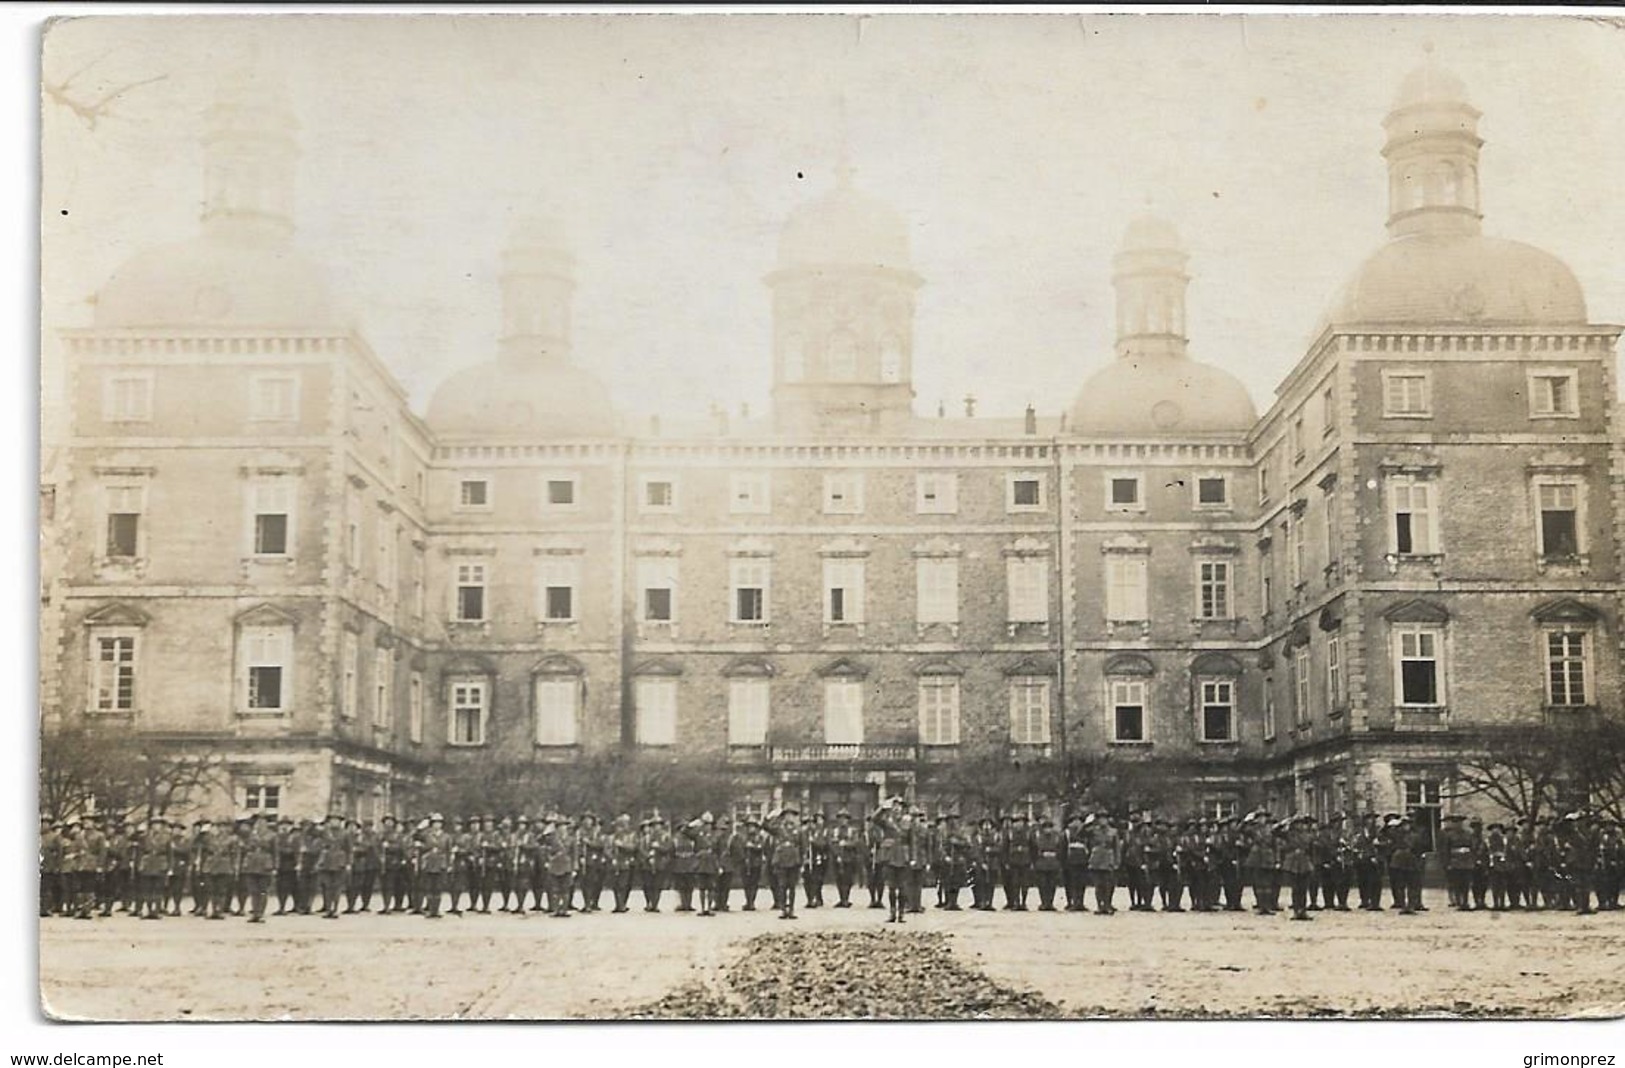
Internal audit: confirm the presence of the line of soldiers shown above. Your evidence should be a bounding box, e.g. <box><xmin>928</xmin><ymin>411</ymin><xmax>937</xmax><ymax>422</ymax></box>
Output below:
<box><xmin>39</xmin><ymin>804</ymin><xmax>1625</xmax><ymax>923</ymax></box>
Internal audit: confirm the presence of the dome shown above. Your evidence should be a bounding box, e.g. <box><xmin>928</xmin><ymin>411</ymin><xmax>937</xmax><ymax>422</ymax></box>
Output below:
<box><xmin>1120</xmin><ymin>214</ymin><xmax>1183</xmax><ymax>254</ymax></box>
<box><xmin>425</xmin><ymin>356</ymin><xmax>617</xmax><ymax>439</ymax></box>
<box><xmin>1393</xmin><ymin>61</ymin><xmax>1469</xmax><ymax>111</ymax></box>
<box><xmin>1068</xmin><ymin>357</ymin><xmax>1257</xmax><ymax>437</ymax></box>
<box><xmin>95</xmin><ymin>231</ymin><xmax>342</xmax><ymax>331</ymax></box>
<box><xmin>1329</xmin><ymin>233</ymin><xmax>1586</xmax><ymax>327</ymax></box>
<box><xmin>777</xmin><ymin>179</ymin><xmax>911</xmax><ymax>271</ymax></box>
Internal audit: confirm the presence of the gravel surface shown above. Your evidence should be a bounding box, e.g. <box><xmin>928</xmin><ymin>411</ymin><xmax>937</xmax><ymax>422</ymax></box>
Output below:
<box><xmin>38</xmin><ymin>895</ymin><xmax>1625</xmax><ymax>1021</ymax></box>
<box><xmin>613</xmin><ymin>930</ymin><xmax>1061</xmax><ymax>1020</ymax></box>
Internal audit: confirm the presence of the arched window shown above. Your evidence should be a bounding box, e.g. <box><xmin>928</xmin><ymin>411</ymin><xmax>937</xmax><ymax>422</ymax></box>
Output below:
<box><xmin>825</xmin><ymin>330</ymin><xmax>859</xmax><ymax>381</ymax></box>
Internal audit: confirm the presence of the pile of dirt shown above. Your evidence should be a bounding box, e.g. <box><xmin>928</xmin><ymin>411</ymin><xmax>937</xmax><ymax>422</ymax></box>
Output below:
<box><xmin>612</xmin><ymin>930</ymin><xmax>1062</xmax><ymax>1020</ymax></box>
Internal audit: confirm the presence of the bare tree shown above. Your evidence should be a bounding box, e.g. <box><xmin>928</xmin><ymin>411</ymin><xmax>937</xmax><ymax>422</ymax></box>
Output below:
<box><xmin>1448</xmin><ymin>720</ymin><xmax>1625</xmax><ymax>823</ymax></box>
<box><xmin>39</xmin><ymin>728</ymin><xmax>229</xmax><ymax>823</ymax></box>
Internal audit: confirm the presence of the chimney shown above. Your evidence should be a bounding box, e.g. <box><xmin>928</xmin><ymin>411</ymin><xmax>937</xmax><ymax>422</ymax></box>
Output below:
<box><xmin>963</xmin><ymin>394</ymin><xmax>977</xmax><ymax>418</ymax></box>
<box><xmin>1024</xmin><ymin>404</ymin><xmax>1037</xmax><ymax>435</ymax></box>
<box><xmin>937</xmin><ymin>400</ymin><xmax>946</xmax><ymax>419</ymax></box>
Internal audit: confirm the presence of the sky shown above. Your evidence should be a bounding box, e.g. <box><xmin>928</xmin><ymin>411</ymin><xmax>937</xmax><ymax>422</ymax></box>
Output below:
<box><xmin>38</xmin><ymin>12</ymin><xmax>1625</xmax><ymax>427</ymax></box>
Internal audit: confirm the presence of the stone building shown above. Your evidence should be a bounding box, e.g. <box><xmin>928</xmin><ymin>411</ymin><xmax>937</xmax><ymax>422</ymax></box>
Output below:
<box><xmin>42</xmin><ymin>61</ymin><xmax>1623</xmax><ymax>834</ymax></box>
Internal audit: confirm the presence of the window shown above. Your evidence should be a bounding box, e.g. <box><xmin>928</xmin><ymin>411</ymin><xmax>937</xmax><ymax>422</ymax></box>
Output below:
<box><xmin>1288</xmin><ymin>513</ymin><xmax>1306</xmax><ymax>585</ymax></box>
<box><xmin>823</xmin><ymin>559</ymin><xmax>865</xmax><ymax>625</ymax></box>
<box><xmin>1258</xmin><ymin>456</ymin><xmax>1273</xmax><ymax>506</ymax></box>
<box><xmin>376</xmin><ymin>517</ymin><xmax>395</xmax><ymax>593</ymax></box>
<box><xmin>1260</xmin><ymin>548</ymin><xmax>1275</xmax><ymax>613</ymax></box>
<box><xmin>1389</xmin><ymin>478</ymin><xmax>1439</xmax><ymax>555</ymax></box>
<box><xmin>1196</xmin><ymin>476</ymin><xmax>1228</xmax><ymax>508</ymax></box>
<box><xmin>1383</xmin><ymin>371</ymin><xmax>1431</xmax><ymax>417</ymax></box>
<box><xmin>373</xmin><ymin>653</ymin><xmax>392</xmax><ymax>728</ymax></box>
<box><xmin>534</xmin><ymin>677</ymin><xmax>580</xmax><ymax>746</ymax></box>
<box><xmin>1394</xmin><ymin>626</ymin><xmax>1444</xmax><ymax>707</ymax></box>
<box><xmin>1327</xmin><ymin>634</ymin><xmax>1344</xmax><ymax>710</ymax></box>
<box><xmin>1535</xmin><ymin>481</ymin><xmax>1581</xmax><ymax>560</ymax></box>
<box><xmin>341</xmin><ymin>632</ymin><xmax>358</xmax><ymax>720</ymax></box>
<box><xmin>635</xmin><ymin>678</ymin><xmax>677</xmax><ymax>746</ymax></box>
<box><xmin>241</xmin><ymin>626</ymin><xmax>290</xmax><ymax>714</ymax></box>
<box><xmin>448</xmin><ymin>679</ymin><xmax>487</xmax><ymax>746</ymax></box>
<box><xmin>1321</xmin><ymin>385</ymin><xmax>1336</xmax><ymax>434</ymax></box>
<box><xmin>1107</xmin><ymin>474</ymin><xmax>1143</xmax><ymax>511</ymax></box>
<box><xmin>729</xmin><ymin>472</ymin><xmax>770</xmax><ymax>515</ymax></box>
<box><xmin>345</xmin><ymin>495</ymin><xmax>362</xmax><ymax>572</ymax></box>
<box><xmin>1111</xmin><ymin>679</ymin><xmax>1147</xmax><ymax>743</ymax></box>
<box><xmin>411</xmin><ymin>548</ymin><xmax>426</xmax><ymax>619</ymax></box>
<box><xmin>640</xmin><ymin>477</ymin><xmax>677</xmax><ymax>513</ymax></box>
<box><xmin>538</xmin><ymin>558</ymin><xmax>579</xmax><ymax>622</ymax></box>
<box><xmin>1546</xmin><ymin>629</ymin><xmax>1589</xmax><ymax>707</ymax></box>
<box><xmin>103</xmin><ymin>373</ymin><xmax>152</xmax><ymax>422</ymax></box>
<box><xmin>544</xmin><ymin>476</ymin><xmax>577</xmax><ymax>508</ymax></box>
<box><xmin>916</xmin><ymin>472</ymin><xmax>958</xmax><ymax>514</ymax></box>
<box><xmin>1196</xmin><ymin>560</ymin><xmax>1230</xmax><ymax>620</ymax></box>
<box><xmin>1204</xmin><ymin>797</ymin><xmax>1240</xmax><ymax>822</ymax></box>
<box><xmin>1006</xmin><ymin>557</ymin><xmax>1048</xmax><ymax>624</ymax></box>
<box><xmin>730</xmin><ymin>559</ymin><xmax>770</xmax><ymax>624</ymax></box>
<box><xmin>823</xmin><ymin>680</ymin><xmax>864</xmax><ymax>744</ymax></box>
<box><xmin>915</xmin><ymin>557</ymin><xmax>959</xmax><ymax>624</ymax></box>
<box><xmin>825</xmin><ymin>330</ymin><xmax>859</xmax><ymax>380</ymax></box>
<box><xmin>1324</xmin><ymin>488</ymin><xmax>1339</xmax><ymax>572</ymax></box>
<box><xmin>1007</xmin><ymin>474</ymin><xmax>1045</xmax><ymax>512</ymax></box>
<box><xmin>1403</xmin><ymin>779</ymin><xmax>1443</xmax><ymax>854</ymax></box>
<box><xmin>103</xmin><ymin>485</ymin><xmax>143</xmax><ymax>559</ymax></box>
<box><xmin>90</xmin><ymin>632</ymin><xmax>137</xmax><ymax>713</ymax></box>
<box><xmin>638</xmin><ymin>558</ymin><xmax>678</xmax><ymax>622</ymax></box>
<box><xmin>1009</xmin><ymin>678</ymin><xmax>1051</xmax><ymax>744</ymax></box>
<box><xmin>823</xmin><ymin>472</ymin><xmax>864</xmax><ymax>514</ymax></box>
<box><xmin>1262</xmin><ymin>674</ymin><xmax>1277</xmax><ymax>741</ymax></box>
<box><xmin>454</xmin><ymin>562</ymin><xmax>487</xmax><ymax>622</ymax></box>
<box><xmin>1106</xmin><ymin>556</ymin><xmax>1148</xmax><ymax>622</ymax></box>
<box><xmin>408</xmin><ymin>673</ymin><xmax>424</xmax><ymax>743</ymax></box>
<box><xmin>1528</xmin><ymin>369</ymin><xmax>1579</xmax><ymax>417</ymax></box>
<box><xmin>1293</xmin><ymin>644</ymin><xmax>1311</xmax><ymax>725</ymax></box>
<box><xmin>728</xmin><ymin>678</ymin><xmax>770</xmax><ymax>746</ymax></box>
<box><xmin>1199</xmin><ymin>679</ymin><xmax>1235</xmax><ymax>742</ymax></box>
<box><xmin>246</xmin><ymin>480</ymin><xmax>292</xmax><ymax>556</ymax></box>
<box><xmin>457</xmin><ymin>478</ymin><xmax>490</xmax><ymax>510</ymax></box>
<box><xmin>918</xmin><ymin>678</ymin><xmax>961</xmax><ymax>746</ymax></box>
<box><xmin>243</xmin><ymin>784</ymin><xmax>281</xmax><ymax>815</ymax></box>
<box><xmin>1289</xmin><ymin>414</ymin><xmax>1305</xmax><ymax>461</ymax></box>
<box><xmin>414</xmin><ymin>471</ymin><xmax>426</xmax><ymax>504</ymax></box>
<box><xmin>249</xmin><ymin>374</ymin><xmax>299</xmax><ymax>421</ymax></box>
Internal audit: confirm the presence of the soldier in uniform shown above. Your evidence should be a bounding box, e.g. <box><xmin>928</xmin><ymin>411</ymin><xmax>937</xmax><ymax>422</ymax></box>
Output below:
<box><xmin>1246</xmin><ymin>816</ymin><xmax>1281</xmax><ymax>914</ymax></box>
<box><xmin>316</xmin><ymin>815</ymin><xmax>351</xmax><ymax>918</ymax></box>
<box><xmin>1031</xmin><ymin>815</ymin><xmax>1065</xmax><ymax>911</ymax></box>
<box><xmin>1597</xmin><ymin>821</ymin><xmax>1624</xmax><ymax>911</ymax></box>
<box><xmin>203</xmin><ymin>819</ymin><xmax>241</xmax><ymax>920</ymax></box>
<box><xmin>968</xmin><ymin>816</ymin><xmax>998</xmax><ymax>911</ymax></box>
<box><xmin>872</xmin><ymin>800</ymin><xmax>920</xmax><ymax>924</ymax></box>
<box><xmin>1467</xmin><ymin>817</ymin><xmax>1490</xmax><ymax>910</ymax></box>
<box><xmin>134</xmin><ymin>819</ymin><xmax>172</xmax><ymax>919</ymax></box>
<box><xmin>348</xmin><ymin>817</ymin><xmax>380</xmax><ymax>913</ymax></box>
<box><xmin>691</xmin><ymin>813</ymin><xmax>720</xmax><ymax>916</ymax></box>
<box><xmin>40</xmin><ymin>817</ymin><xmax>64</xmax><ymax>917</ymax></box>
<box><xmin>864</xmin><ymin>813</ymin><xmax>887</xmax><ymax>909</ymax></box>
<box><xmin>273</xmin><ymin>818</ymin><xmax>300</xmax><ymax>914</ymax></box>
<box><xmin>1315</xmin><ymin>814</ymin><xmax>1350</xmax><ymax>912</ymax></box>
<box><xmin>418</xmin><ymin>814</ymin><xmax>451</xmax><ymax>919</ymax></box>
<box><xmin>803</xmin><ymin>812</ymin><xmax>830</xmax><ymax>909</ymax></box>
<box><xmin>1003</xmin><ymin>814</ymin><xmax>1033</xmax><ymax>911</ymax></box>
<box><xmin>713</xmin><ymin>815</ymin><xmax>741</xmax><ymax>912</ymax></box>
<box><xmin>641</xmin><ymin>816</ymin><xmax>673</xmax><ymax>912</ymax></box>
<box><xmin>942</xmin><ymin>812</ymin><xmax>962</xmax><ymax>910</ymax></box>
<box><xmin>117</xmin><ymin>820</ymin><xmax>142</xmax><ymax>916</ymax></box>
<box><xmin>770</xmin><ymin>807</ymin><xmax>808</xmax><ymax>920</ymax></box>
<box><xmin>1215</xmin><ymin>817</ymin><xmax>1245</xmax><ymax>912</ymax></box>
<box><xmin>295</xmin><ymin>818</ymin><xmax>321</xmax><ymax>914</ymax></box>
<box><xmin>544</xmin><ymin>814</ymin><xmax>578</xmax><ymax>917</ymax></box>
<box><xmin>1086</xmin><ymin>813</ymin><xmax>1121</xmax><ymax>915</ymax></box>
<box><xmin>1185</xmin><ymin>821</ymin><xmax>1215</xmax><ymax>912</ymax></box>
<box><xmin>1385</xmin><ymin>813</ymin><xmax>1425</xmax><ymax>915</ymax></box>
<box><xmin>1560</xmin><ymin>812</ymin><xmax>1597</xmax><ymax>915</ymax></box>
<box><xmin>1439</xmin><ymin>813</ymin><xmax>1475</xmax><ymax>909</ymax></box>
<box><xmin>240</xmin><ymin>814</ymin><xmax>277</xmax><ymax>923</ymax></box>
<box><xmin>577</xmin><ymin>814</ymin><xmax>607</xmax><ymax>913</ymax></box>
<box><xmin>1122</xmin><ymin>814</ymin><xmax>1152</xmax><ymax>911</ymax></box>
<box><xmin>671</xmin><ymin>815</ymin><xmax>699</xmax><ymax>912</ymax></box>
<box><xmin>379</xmin><ymin>816</ymin><xmax>410</xmax><ymax>914</ymax></box>
<box><xmin>1061</xmin><ymin>813</ymin><xmax>1089</xmax><ymax>912</ymax></box>
<box><xmin>1485</xmin><ymin>822</ymin><xmax>1515</xmax><ymax>911</ymax></box>
<box><xmin>60</xmin><ymin>820</ymin><xmax>91</xmax><ymax>919</ymax></box>
<box><xmin>740</xmin><ymin>815</ymin><xmax>769</xmax><ymax>911</ymax></box>
<box><xmin>1282</xmin><ymin>816</ymin><xmax>1316</xmax><ymax>921</ymax></box>
<box><xmin>607</xmin><ymin>814</ymin><xmax>639</xmax><ymax>913</ymax></box>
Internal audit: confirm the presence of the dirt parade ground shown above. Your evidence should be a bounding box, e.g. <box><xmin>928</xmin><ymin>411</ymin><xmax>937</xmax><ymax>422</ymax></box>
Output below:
<box><xmin>39</xmin><ymin>895</ymin><xmax>1625</xmax><ymax>1022</ymax></box>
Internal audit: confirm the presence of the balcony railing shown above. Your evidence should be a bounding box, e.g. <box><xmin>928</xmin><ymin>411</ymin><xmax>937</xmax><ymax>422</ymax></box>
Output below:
<box><xmin>768</xmin><ymin>744</ymin><xmax>918</xmax><ymax>766</ymax></box>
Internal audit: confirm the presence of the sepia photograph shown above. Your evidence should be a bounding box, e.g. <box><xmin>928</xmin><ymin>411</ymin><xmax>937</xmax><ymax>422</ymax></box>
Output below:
<box><xmin>31</xmin><ymin>8</ymin><xmax>1625</xmax><ymax>1028</ymax></box>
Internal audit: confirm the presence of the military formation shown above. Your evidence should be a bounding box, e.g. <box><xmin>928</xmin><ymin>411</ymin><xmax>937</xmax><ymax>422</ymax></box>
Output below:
<box><xmin>38</xmin><ymin>801</ymin><xmax>1625</xmax><ymax>924</ymax></box>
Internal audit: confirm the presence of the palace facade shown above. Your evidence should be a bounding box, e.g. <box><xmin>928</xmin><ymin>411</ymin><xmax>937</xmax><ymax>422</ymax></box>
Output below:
<box><xmin>41</xmin><ymin>62</ymin><xmax>1624</xmax><ymax>835</ymax></box>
